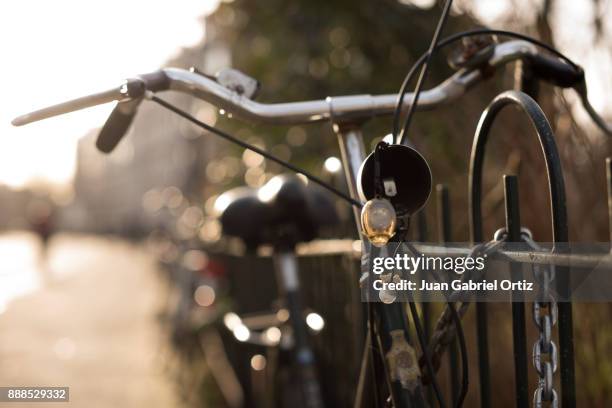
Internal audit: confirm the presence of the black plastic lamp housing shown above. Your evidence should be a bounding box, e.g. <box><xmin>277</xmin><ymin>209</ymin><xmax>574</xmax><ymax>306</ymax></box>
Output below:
<box><xmin>358</xmin><ymin>143</ymin><xmax>432</xmax><ymax>217</ymax></box>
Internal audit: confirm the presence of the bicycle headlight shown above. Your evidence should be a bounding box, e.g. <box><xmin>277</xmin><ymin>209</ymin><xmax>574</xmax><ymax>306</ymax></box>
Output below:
<box><xmin>361</xmin><ymin>198</ymin><xmax>397</xmax><ymax>247</ymax></box>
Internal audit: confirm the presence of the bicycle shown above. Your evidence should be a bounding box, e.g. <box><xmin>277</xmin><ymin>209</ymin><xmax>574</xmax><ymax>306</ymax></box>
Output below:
<box><xmin>13</xmin><ymin>14</ymin><xmax>611</xmax><ymax>406</ymax></box>
<box><xmin>216</xmin><ymin>173</ymin><xmax>339</xmax><ymax>408</ymax></box>
<box><xmin>146</xmin><ymin>179</ymin><xmax>334</xmax><ymax>408</ymax></box>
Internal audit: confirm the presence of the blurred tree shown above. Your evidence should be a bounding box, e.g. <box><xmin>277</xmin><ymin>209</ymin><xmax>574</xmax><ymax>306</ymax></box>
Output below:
<box><xmin>197</xmin><ymin>0</ymin><xmax>611</xmax><ymax>243</ymax></box>
<box><xmin>202</xmin><ymin>0</ymin><xmax>497</xmax><ymax>230</ymax></box>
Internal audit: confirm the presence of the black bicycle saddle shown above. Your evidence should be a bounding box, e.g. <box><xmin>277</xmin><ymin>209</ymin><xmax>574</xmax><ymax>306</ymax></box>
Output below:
<box><xmin>218</xmin><ymin>174</ymin><xmax>339</xmax><ymax>250</ymax></box>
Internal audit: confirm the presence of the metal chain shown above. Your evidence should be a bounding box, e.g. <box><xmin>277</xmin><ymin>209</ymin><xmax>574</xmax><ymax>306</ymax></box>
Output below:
<box><xmin>521</xmin><ymin>230</ymin><xmax>559</xmax><ymax>408</ymax></box>
<box><xmin>412</xmin><ymin>226</ymin><xmax>559</xmax><ymax>406</ymax></box>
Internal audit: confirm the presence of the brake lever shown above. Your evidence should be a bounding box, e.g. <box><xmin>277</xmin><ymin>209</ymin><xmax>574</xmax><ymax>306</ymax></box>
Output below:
<box><xmin>189</xmin><ymin>67</ymin><xmax>260</xmax><ymax>100</ymax></box>
<box><xmin>447</xmin><ymin>35</ymin><xmax>497</xmax><ymax>70</ymax></box>
<box><xmin>215</xmin><ymin>68</ymin><xmax>260</xmax><ymax>100</ymax></box>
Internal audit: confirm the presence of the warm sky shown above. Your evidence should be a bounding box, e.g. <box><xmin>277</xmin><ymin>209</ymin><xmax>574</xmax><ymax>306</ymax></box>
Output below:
<box><xmin>0</xmin><ymin>0</ymin><xmax>220</xmax><ymax>189</ymax></box>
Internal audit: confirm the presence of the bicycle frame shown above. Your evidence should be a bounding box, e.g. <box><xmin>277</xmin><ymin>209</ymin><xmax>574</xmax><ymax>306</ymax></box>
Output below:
<box><xmin>273</xmin><ymin>251</ymin><xmax>325</xmax><ymax>408</ymax></box>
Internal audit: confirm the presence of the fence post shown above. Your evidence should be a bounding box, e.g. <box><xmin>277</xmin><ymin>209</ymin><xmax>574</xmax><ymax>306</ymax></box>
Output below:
<box><xmin>503</xmin><ymin>175</ymin><xmax>529</xmax><ymax>407</ymax></box>
<box><xmin>436</xmin><ymin>184</ymin><xmax>460</xmax><ymax>405</ymax></box>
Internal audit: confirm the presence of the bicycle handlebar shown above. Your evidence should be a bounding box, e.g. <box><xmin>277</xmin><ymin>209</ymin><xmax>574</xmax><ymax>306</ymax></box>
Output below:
<box><xmin>12</xmin><ymin>40</ymin><xmax>610</xmax><ymax>135</ymax></box>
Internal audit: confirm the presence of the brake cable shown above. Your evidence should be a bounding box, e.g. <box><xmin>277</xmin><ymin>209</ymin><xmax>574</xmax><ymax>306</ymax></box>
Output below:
<box><xmin>408</xmin><ymin>298</ymin><xmax>447</xmax><ymax>408</ymax></box>
<box><xmin>408</xmin><ymin>295</ymin><xmax>468</xmax><ymax>408</ymax></box>
<box><xmin>392</xmin><ymin>2</ymin><xmax>469</xmax><ymax>406</ymax></box>
<box><xmin>396</xmin><ymin>0</ymin><xmax>454</xmax><ymax>146</ymax></box>
<box><xmin>393</xmin><ymin>29</ymin><xmax>586</xmax><ymax>144</ymax></box>
<box><xmin>402</xmin><ymin>238</ymin><xmax>470</xmax><ymax>408</ymax></box>
<box><xmin>147</xmin><ymin>93</ymin><xmax>362</xmax><ymax>208</ymax></box>
<box><xmin>446</xmin><ymin>300</ymin><xmax>468</xmax><ymax>407</ymax></box>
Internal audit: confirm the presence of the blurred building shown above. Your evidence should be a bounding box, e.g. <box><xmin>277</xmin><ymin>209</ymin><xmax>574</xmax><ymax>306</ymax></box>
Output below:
<box><xmin>70</xmin><ymin>19</ymin><xmax>230</xmax><ymax>236</ymax></box>
<box><xmin>0</xmin><ymin>186</ymin><xmax>45</xmax><ymax>230</ymax></box>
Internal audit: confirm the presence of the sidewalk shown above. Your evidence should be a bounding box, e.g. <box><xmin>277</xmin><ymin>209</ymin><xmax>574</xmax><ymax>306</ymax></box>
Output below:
<box><xmin>0</xmin><ymin>233</ymin><xmax>178</xmax><ymax>407</ymax></box>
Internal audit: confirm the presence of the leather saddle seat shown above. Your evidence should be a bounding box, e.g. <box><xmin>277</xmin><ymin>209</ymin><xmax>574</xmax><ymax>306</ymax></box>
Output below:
<box><xmin>217</xmin><ymin>174</ymin><xmax>339</xmax><ymax>250</ymax></box>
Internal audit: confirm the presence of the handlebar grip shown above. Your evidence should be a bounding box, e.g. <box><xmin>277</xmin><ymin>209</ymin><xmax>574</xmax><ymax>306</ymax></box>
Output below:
<box><xmin>527</xmin><ymin>54</ymin><xmax>584</xmax><ymax>88</ymax></box>
<box><xmin>95</xmin><ymin>99</ymin><xmax>141</xmax><ymax>153</ymax></box>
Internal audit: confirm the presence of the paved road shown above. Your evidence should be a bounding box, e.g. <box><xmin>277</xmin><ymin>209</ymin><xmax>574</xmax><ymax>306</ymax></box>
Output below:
<box><xmin>0</xmin><ymin>233</ymin><xmax>178</xmax><ymax>407</ymax></box>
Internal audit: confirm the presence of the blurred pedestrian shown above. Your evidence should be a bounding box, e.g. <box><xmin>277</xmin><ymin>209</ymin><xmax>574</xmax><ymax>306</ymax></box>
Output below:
<box><xmin>27</xmin><ymin>200</ymin><xmax>54</xmax><ymax>266</ymax></box>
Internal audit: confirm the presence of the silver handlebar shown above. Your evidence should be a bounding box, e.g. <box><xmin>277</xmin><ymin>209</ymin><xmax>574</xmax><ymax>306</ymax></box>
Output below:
<box><xmin>9</xmin><ymin>41</ymin><xmax>556</xmax><ymax>127</ymax></box>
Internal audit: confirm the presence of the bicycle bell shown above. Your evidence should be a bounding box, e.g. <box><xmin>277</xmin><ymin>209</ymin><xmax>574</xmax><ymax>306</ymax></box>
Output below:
<box><xmin>358</xmin><ymin>140</ymin><xmax>432</xmax><ymax>246</ymax></box>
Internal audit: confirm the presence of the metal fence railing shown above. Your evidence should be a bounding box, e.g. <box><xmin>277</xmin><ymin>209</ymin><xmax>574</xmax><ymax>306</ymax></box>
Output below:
<box><xmin>216</xmin><ymin>91</ymin><xmax>612</xmax><ymax>407</ymax></box>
